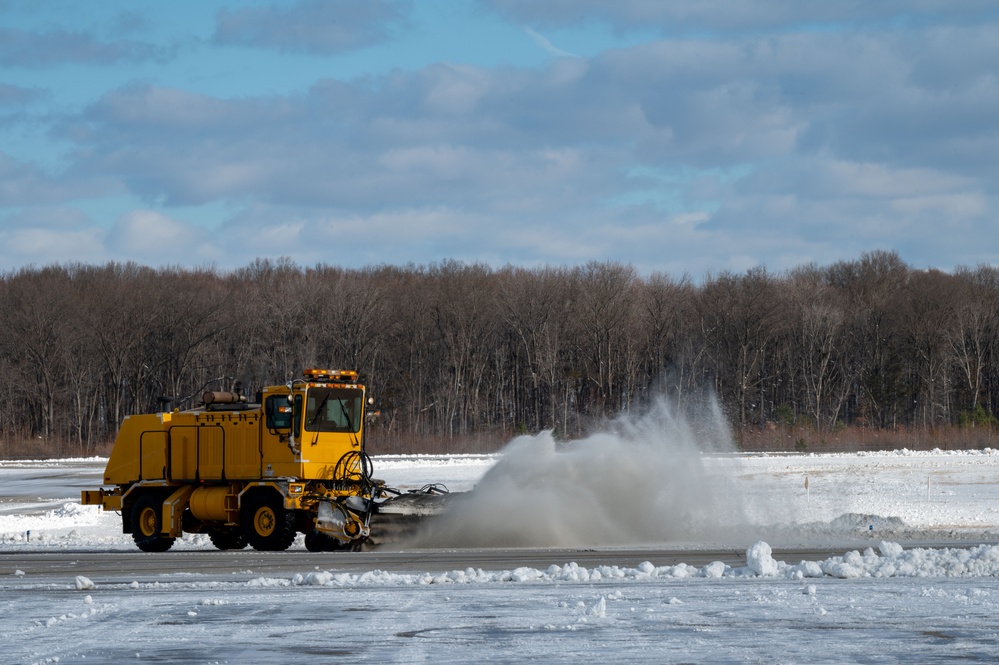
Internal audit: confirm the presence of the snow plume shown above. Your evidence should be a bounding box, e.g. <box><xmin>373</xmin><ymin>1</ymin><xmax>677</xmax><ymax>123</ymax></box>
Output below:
<box><xmin>416</xmin><ymin>395</ymin><xmax>756</xmax><ymax>548</ymax></box>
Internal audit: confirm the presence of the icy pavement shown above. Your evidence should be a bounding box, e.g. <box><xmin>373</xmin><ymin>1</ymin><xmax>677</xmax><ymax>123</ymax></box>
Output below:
<box><xmin>3</xmin><ymin>450</ymin><xmax>999</xmax><ymax>662</ymax></box>
<box><xmin>4</xmin><ymin>542</ymin><xmax>999</xmax><ymax>663</ymax></box>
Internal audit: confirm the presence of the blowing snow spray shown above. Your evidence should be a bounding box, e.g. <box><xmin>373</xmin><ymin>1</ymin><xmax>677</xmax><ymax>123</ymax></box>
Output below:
<box><xmin>416</xmin><ymin>395</ymin><xmax>759</xmax><ymax>548</ymax></box>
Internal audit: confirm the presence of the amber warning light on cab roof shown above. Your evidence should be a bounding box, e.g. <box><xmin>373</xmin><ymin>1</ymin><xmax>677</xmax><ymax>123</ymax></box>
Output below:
<box><xmin>303</xmin><ymin>369</ymin><xmax>358</xmax><ymax>383</ymax></box>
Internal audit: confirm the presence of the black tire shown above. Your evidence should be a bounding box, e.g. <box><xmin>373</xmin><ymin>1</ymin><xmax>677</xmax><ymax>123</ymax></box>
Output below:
<box><xmin>304</xmin><ymin>530</ymin><xmax>327</xmax><ymax>552</ymax></box>
<box><xmin>131</xmin><ymin>494</ymin><xmax>176</xmax><ymax>553</ymax></box>
<box><xmin>240</xmin><ymin>491</ymin><xmax>297</xmax><ymax>551</ymax></box>
<box><xmin>304</xmin><ymin>530</ymin><xmax>351</xmax><ymax>552</ymax></box>
<box><xmin>208</xmin><ymin>526</ymin><xmax>248</xmax><ymax>551</ymax></box>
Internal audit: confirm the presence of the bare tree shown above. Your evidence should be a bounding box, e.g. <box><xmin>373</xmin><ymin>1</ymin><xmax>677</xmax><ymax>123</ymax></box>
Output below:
<box><xmin>698</xmin><ymin>267</ymin><xmax>785</xmax><ymax>427</ymax></box>
<box><xmin>899</xmin><ymin>269</ymin><xmax>958</xmax><ymax>426</ymax></box>
<box><xmin>497</xmin><ymin>266</ymin><xmax>575</xmax><ymax>433</ymax></box>
<box><xmin>573</xmin><ymin>262</ymin><xmax>638</xmax><ymax>419</ymax></box>
<box><xmin>427</xmin><ymin>261</ymin><xmax>498</xmax><ymax>438</ymax></box>
<box><xmin>637</xmin><ymin>272</ymin><xmax>695</xmax><ymax>400</ymax></box>
<box><xmin>826</xmin><ymin>251</ymin><xmax>910</xmax><ymax>429</ymax></box>
<box><xmin>0</xmin><ymin>267</ymin><xmax>74</xmax><ymax>439</ymax></box>
<box><xmin>949</xmin><ymin>265</ymin><xmax>999</xmax><ymax>419</ymax></box>
<box><xmin>785</xmin><ymin>265</ymin><xmax>852</xmax><ymax>430</ymax></box>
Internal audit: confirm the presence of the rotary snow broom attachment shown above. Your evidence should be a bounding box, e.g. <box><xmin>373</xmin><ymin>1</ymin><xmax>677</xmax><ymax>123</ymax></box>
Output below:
<box><xmin>304</xmin><ymin>482</ymin><xmax>454</xmax><ymax>552</ymax></box>
<box><xmin>361</xmin><ymin>483</ymin><xmax>455</xmax><ymax>549</ymax></box>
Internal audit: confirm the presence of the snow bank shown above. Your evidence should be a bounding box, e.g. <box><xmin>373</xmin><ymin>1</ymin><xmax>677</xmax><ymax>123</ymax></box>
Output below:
<box><xmin>0</xmin><ymin>456</ymin><xmax>105</xmax><ymax>467</ymax></box>
<box><xmin>229</xmin><ymin>542</ymin><xmax>999</xmax><ymax>591</ymax></box>
<box><xmin>0</xmin><ymin>502</ymin><xmax>102</xmax><ymax>535</ymax></box>
<box><xmin>746</xmin><ymin>541</ymin><xmax>999</xmax><ymax>580</ymax></box>
<box><xmin>373</xmin><ymin>454</ymin><xmax>498</xmax><ymax>468</ymax></box>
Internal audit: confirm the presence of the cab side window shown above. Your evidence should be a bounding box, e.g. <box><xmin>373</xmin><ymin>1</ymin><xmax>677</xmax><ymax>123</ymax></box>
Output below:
<box><xmin>265</xmin><ymin>395</ymin><xmax>294</xmax><ymax>429</ymax></box>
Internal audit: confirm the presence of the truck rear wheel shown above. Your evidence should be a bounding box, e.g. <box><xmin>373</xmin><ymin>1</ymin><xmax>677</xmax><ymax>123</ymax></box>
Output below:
<box><xmin>131</xmin><ymin>495</ymin><xmax>175</xmax><ymax>553</ymax></box>
<box><xmin>241</xmin><ymin>492</ymin><xmax>296</xmax><ymax>551</ymax></box>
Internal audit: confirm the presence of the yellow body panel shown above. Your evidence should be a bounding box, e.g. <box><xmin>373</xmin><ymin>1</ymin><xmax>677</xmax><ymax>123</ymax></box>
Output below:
<box><xmin>100</xmin><ymin>382</ymin><xmax>365</xmax><ymax>487</ymax></box>
<box><xmin>163</xmin><ymin>486</ymin><xmax>196</xmax><ymax>537</ymax></box>
<box><xmin>198</xmin><ymin>426</ymin><xmax>224</xmax><ymax>480</ymax></box>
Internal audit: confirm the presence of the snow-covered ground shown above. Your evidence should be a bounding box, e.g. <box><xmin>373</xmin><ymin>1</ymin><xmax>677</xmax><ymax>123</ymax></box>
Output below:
<box><xmin>3</xmin><ymin>449</ymin><xmax>999</xmax><ymax>662</ymax></box>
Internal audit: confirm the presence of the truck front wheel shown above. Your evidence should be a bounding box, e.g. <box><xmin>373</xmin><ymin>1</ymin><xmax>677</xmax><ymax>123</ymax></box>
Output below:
<box><xmin>304</xmin><ymin>530</ymin><xmax>352</xmax><ymax>552</ymax></box>
<box><xmin>131</xmin><ymin>495</ymin><xmax>176</xmax><ymax>553</ymax></box>
<box><xmin>241</xmin><ymin>492</ymin><xmax>296</xmax><ymax>551</ymax></box>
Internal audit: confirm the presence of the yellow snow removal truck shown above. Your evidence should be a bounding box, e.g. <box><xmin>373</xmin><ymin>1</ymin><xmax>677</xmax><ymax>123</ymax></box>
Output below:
<box><xmin>81</xmin><ymin>369</ymin><xmax>447</xmax><ymax>552</ymax></box>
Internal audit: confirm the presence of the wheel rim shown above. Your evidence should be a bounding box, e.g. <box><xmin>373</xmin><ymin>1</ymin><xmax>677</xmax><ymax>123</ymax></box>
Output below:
<box><xmin>254</xmin><ymin>506</ymin><xmax>276</xmax><ymax>537</ymax></box>
<box><xmin>139</xmin><ymin>506</ymin><xmax>158</xmax><ymax>537</ymax></box>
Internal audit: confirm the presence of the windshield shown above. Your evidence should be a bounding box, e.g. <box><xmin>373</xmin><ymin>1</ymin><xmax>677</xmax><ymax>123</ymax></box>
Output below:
<box><xmin>303</xmin><ymin>387</ymin><xmax>362</xmax><ymax>433</ymax></box>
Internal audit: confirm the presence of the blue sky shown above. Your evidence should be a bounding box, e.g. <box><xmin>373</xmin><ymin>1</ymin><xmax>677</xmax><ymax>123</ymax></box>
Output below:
<box><xmin>1</xmin><ymin>0</ymin><xmax>998</xmax><ymax>276</ymax></box>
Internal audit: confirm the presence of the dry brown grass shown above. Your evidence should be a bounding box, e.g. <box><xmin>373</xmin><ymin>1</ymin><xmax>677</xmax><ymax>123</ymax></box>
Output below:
<box><xmin>365</xmin><ymin>429</ymin><xmax>511</xmax><ymax>455</ymax></box>
<box><xmin>736</xmin><ymin>424</ymin><xmax>999</xmax><ymax>453</ymax></box>
<box><xmin>0</xmin><ymin>436</ymin><xmax>113</xmax><ymax>460</ymax></box>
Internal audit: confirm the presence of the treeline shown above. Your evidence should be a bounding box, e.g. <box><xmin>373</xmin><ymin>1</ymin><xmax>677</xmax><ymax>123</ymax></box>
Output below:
<box><xmin>1</xmin><ymin>250</ymin><xmax>997</xmax><ymax>456</ymax></box>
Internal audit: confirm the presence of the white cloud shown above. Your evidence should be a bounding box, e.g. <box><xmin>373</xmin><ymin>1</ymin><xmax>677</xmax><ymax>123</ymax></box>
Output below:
<box><xmin>0</xmin><ymin>226</ymin><xmax>107</xmax><ymax>268</ymax></box>
<box><xmin>523</xmin><ymin>27</ymin><xmax>579</xmax><ymax>58</ymax></box>
<box><xmin>108</xmin><ymin>209</ymin><xmax>200</xmax><ymax>256</ymax></box>
<box><xmin>487</xmin><ymin>0</ymin><xmax>997</xmax><ymax>36</ymax></box>
<box><xmin>213</xmin><ymin>0</ymin><xmax>408</xmax><ymax>55</ymax></box>
<box><xmin>890</xmin><ymin>194</ymin><xmax>986</xmax><ymax>219</ymax></box>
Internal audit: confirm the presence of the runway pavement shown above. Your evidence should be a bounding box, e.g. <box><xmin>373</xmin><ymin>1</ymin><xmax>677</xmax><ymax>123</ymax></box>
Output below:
<box><xmin>1</xmin><ymin>545</ymin><xmax>854</xmax><ymax>584</ymax></box>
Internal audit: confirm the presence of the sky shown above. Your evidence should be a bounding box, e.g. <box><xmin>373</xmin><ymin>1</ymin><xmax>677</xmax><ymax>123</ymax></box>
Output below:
<box><xmin>1</xmin><ymin>0</ymin><xmax>998</xmax><ymax>277</ymax></box>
